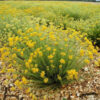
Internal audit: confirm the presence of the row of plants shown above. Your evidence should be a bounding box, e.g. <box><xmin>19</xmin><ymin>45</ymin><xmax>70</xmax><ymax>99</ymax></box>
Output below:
<box><xmin>0</xmin><ymin>2</ymin><xmax>100</xmax><ymax>46</ymax></box>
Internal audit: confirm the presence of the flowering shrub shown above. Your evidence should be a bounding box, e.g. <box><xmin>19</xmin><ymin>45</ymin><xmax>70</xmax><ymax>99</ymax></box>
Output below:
<box><xmin>0</xmin><ymin>2</ymin><xmax>100</xmax><ymax>47</ymax></box>
<box><xmin>0</xmin><ymin>15</ymin><xmax>47</xmax><ymax>47</ymax></box>
<box><xmin>0</xmin><ymin>24</ymin><xmax>98</xmax><ymax>88</ymax></box>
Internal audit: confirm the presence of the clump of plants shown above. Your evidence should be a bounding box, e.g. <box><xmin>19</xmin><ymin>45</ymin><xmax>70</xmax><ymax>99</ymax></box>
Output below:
<box><xmin>0</xmin><ymin>24</ymin><xmax>98</xmax><ymax>89</ymax></box>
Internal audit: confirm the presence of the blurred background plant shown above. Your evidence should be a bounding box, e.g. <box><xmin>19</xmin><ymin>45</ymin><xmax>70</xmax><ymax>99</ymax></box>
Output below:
<box><xmin>0</xmin><ymin>2</ymin><xmax>100</xmax><ymax>47</ymax></box>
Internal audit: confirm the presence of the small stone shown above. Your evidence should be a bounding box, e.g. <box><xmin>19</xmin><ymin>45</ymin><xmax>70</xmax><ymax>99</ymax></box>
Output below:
<box><xmin>84</xmin><ymin>67</ymin><xmax>88</xmax><ymax>71</ymax></box>
<box><xmin>19</xmin><ymin>95</ymin><xmax>23</xmax><ymax>99</ymax></box>
<box><xmin>76</xmin><ymin>92</ymin><xmax>80</xmax><ymax>97</ymax></box>
<box><xmin>70</xmin><ymin>95</ymin><xmax>75</xmax><ymax>99</ymax></box>
<box><xmin>9</xmin><ymin>84</ymin><xmax>14</xmax><ymax>87</ymax></box>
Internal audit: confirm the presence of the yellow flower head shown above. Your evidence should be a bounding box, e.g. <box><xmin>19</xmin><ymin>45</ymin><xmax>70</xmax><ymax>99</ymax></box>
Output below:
<box><xmin>46</xmin><ymin>47</ymin><xmax>51</xmax><ymax>51</ymax></box>
<box><xmin>68</xmin><ymin>55</ymin><xmax>73</xmax><ymax>60</ymax></box>
<box><xmin>80</xmin><ymin>49</ymin><xmax>85</xmax><ymax>56</ymax></box>
<box><xmin>25</xmin><ymin>88</ymin><xmax>31</xmax><ymax>93</ymax></box>
<box><xmin>59</xmin><ymin>64</ymin><xmax>62</xmax><ymax>68</ymax></box>
<box><xmin>60</xmin><ymin>59</ymin><xmax>65</xmax><ymax>64</ymax></box>
<box><xmin>40</xmin><ymin>71</ymin><xmax>45</xmax><ymax>78</ymax></box>
<box><xmin>26</xmin><ymin>41</ymin><xmax>36</xmax><ymax>48</ymax></box>
<box><xmin>32</xmin><ymin>68</ymin><xmax>39</xmax><ymax>73</ymax></box>
<box><xmin>67</xmin><ymin>69</ymin><xmax>78</xmax><ymax>80</ymax></box>
<box><xmin>48</xmin><ymin>55</ymin><xmax>53</xmax><ymax>59</ymax></box>
<box><xmin>64</xmin><ymin>38</ymin><xmax>68</xmax><ymax>42</ymax></box>
<box><xmin>94</xmin><ymin>61</ymin><xmax>99</xmax><ymax>67</ymax></box>
<box><xmin>44</xmin><ymin>78</ymin><xmax>48</xmax><ymax>83</ymax></box>
<box><xmin>60</xmin><ymin>52</ymin><xmax>66</xmax><ymax>56</ymax></box>
<box><xmin>10</xmin><ymin>87</ymin><xmax>15</xmax><ymax>91</ymax></box>
<box><xmin>57</xmin><ymin>75</ymin><xmax>62</xmax><ymax>80</ymax></box>
<box><xmin>84</xmin><ymin>59</ymin><xmax>90</xmax><ymax>64</ymax></box>
<box><xmin>22</xmin><ymin>76</ymin><xmax>28</xmax><ymax>84</ymax></box>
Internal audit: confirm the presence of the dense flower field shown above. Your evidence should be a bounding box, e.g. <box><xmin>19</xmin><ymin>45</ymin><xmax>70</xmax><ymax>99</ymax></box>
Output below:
<box><xmin>0</xmin><ymin>1</ymin><xmax>100</xmax><ymax>100</ymax></box>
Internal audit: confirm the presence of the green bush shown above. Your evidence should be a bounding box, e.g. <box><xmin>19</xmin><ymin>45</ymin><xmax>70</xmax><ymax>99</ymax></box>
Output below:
<box><xmin>0</xmin><ymin>24</ymin><xmax>98</xmax><ymax>88</ymax></box>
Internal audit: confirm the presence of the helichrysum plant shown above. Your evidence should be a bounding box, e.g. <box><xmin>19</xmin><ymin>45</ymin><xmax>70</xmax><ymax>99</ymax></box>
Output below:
<box><xmin>0</xmin><ymin>24</ymin><xmax>98</xmax><ymax>89</ymax></box>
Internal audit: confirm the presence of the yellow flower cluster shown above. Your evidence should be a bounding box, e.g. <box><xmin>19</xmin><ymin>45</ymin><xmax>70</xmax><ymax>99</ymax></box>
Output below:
<box><xmin>60</xmin><ymin>59</ymin><xmax>66</xmax><ymax>64</ymax></box>
<box><xmin>0</xmin><ymin>21</ymin><xmax>99</xmax><ymax>91</ymax></box>
<box><xmin>66</xmin><ymin>69</ymin><xmax>78</xmax><ymax>80</ymax></box>
<box><xmin>94</xmin><ymin>58</ymin><xmax>100</xmax><ymax>67</ymax></box>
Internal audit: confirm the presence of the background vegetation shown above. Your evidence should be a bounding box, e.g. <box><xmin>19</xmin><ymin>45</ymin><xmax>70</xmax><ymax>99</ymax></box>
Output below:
<box><xmin>0</xmin><ymin>1</ymin><xmax>100</xmax><ymax>46</ymax></box>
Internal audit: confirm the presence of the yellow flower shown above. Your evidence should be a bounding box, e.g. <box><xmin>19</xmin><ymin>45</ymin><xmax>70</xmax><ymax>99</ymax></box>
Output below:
<box><xmin>24</xmin><ymin>70</ymin><xmax>28</xmax><ymax>74</ymax></box>
<box><xmin>98</xmin><ymin>59</ymin><xmax>100</xmax><ymax>63</ymax></box>
<box><xmin>40</xmin><ymin>71</ymin><xmax>45</xmax><ymax>78</ymax></box>
<box><xmin>32</xmin><ymin>68</ymin><xmax>39</xmax><ymax>73</ymax></box>
<box><xmin>42</xmin><ymin>25</ymin><xmax>47</xmax><ymax>31</ymax></box>
<box><xmin>60</xmin><ymin>59</ymin><xmax>65</xmax><ymax>64</ymax></box>
<box><xmin>44</xmin><ymin>78</ymin><xmax>48</xmax><ymax>83</ymax></box>
<box><xmin>6</xmin><ymin>24</ymin><xmax>10</xmax><ymax>28</ymax></box>
<box><xmin>35</xmin><ymin>64</ymin><xmax>38</xmax><ymax>67</ymax></box>
<box><xmin>40</xmin><ymin>37</ymin><xmax>45</xmax><ymax>41</ymax></box>
<box><xmin>67</xmin><ymin>69</ymin><xmax>78</xmax><ymax>80</ymax></box>
<box><xmin>94</xmin><ymin>61</ymin><xmax>99</xmax><ymax>66</ymax></box>
<box><xmin>92</xmin><ymin>49</ymin><xmax>98</xmax><ymax>54</ymax></box>
<box><xmin>26</xmin><ymin>41</ymin><xmax>36</xmax><ymax>48</ymax></box>
<box><xmin>80</xmin><ymin>49</ymin><xmax>85</xmax><ymax>56</ymax></box>
<box><xmin>17</xmin><ymin>29</ymin><xmax>22</xmax><ymax>34</ymax></box>
<box><xmin>38</xmin><ymin>51</ymin><xmax>43</xmax><ymax>57</ymax></box>
<box><xmin>22</xmin><ymin>76</ymin><xmax>28</xmax><ymax>84</ymax></box>
<box><xmin>12</xmin><ymin>53</ymin><xmax>17</xmax><ymax>58</ymax></box>
<box><xmin>64</xmin><ymin>38</ymin><xmax>68</xmax><ymax>42</ymax></box>
<box><xmin>48</xmin><ymin>55</ymin><xmax>53</xmax><ymax>59</ymax></box>
<box><xmin>89</xmin><ymin>55</ymin><xmax>93</xmax><ymax>59</ymax></box>
<box><xmin>13</xmin><ymin>74</ymin><xmax>17</xmax><ymax>79</ymax></box>
<box><xmin>43</xmin><ymin>95</ymin><xmax>47</xmax><ymax>100</ymax></box>
<box><xmin>7</xmin><ymin>68</ymin><xmax>15</xmax><ymax>73</ymax></box>
<box><xmin>14</xmin><ymin>80</ymin><xmax>21</xmax><ymax>87</ymax></box>
<box><xmin>57</xmin><ymin>75</ymin><xmax>62</xmax><ymax>80</ymax></box>
<box><xmin>35</xmin><ymin>24</ymin><xmax>39</xmax><ymax>30</ymax></box>
<box><xmin>59</xmin><ymin>64</ymin><xmax>62</xmax><ymax>68</ymax></box>
<box><xmin>25</xmin><ymin>88</ymin><xmax>31</xmax><ymax>93</ymax></box>
<box><xmin>60</xmin><ymin>52</ymin><xmax>66</xmax><ymax>56</ymax></box>
<box><xmin>69</xmin><ymin>35</ymin><xmax>73</xmax><ymax>38</ymax></box>
<box><xmin>68</xmin><ymin>55</ymin><xmax>73</xmax><ymax>60</ymax></box>
<box><xmin>21</xmin><ymin>51</ymin><xmax>23</xmax><ymax>56</ymax></box>
<box><xmin>37</xmin><ymin>33</ymin><xmax>42</xmax><ymax>37</ymax></box>
<box><xmin>88</xmin><ymin>51</ymin><xmax>93</xmax><ymax>59</ymax></box>
<box><xmin>26</xmin><ymin>28</ymin><xmax>34</xmax><ymax>33</ymax></box>
<box><xmin>28</xmin><ymin>58</ymin><xmax>32</xmax><ymax>63</ymax></box>
<box><xmin>53</xmin><ymin>49</ymin><xmax>56</xmax><ymax>52</ymax></box>
<box><xmin>32</xmin><ymin>94</ymin><xmax>37</xmax><ymax>100</ymax></box>
<box><xmin>84</xmin><ymin>59</ymin><xmax>90</xmax><ymax>64</ymax></box>
<box><xmin>8</xmin><ymin>37</ymin><xmax>14</xmax><ymax>46</ymax></box>
<box><xmin>46</xmin><ymin>47</ymin><xmax>51</xmax><ymax>51</ymax></box>
<box><xmin>10</xmin><ymin>87</ymin><xmax>15</xmax><ymax>91</ymax></box>
<box><xmin>51</xmin><ymin>64</ymin><xmax>55</xmax><ymax>68</ymax></box>
<box><xmin>25</xmin><ymin>62</ymin><xmax>30</xmax><ymax>68</ymax></box>
<box><xmin>65</xmin><ymin>44</ymin><xmax>68</xmax><ymax>47</ymax></box>
<box><xmin>50</xmin><ymin>60</ymin><xmax>53</xmax><ymax>63</ymax></box>
<box><xmin>49</xmin><ymin>34</ymin><xmax>56</xmax><ymax>41</ymax></box>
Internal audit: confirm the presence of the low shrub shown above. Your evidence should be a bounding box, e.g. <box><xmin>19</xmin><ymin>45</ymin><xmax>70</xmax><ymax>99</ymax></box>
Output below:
<box><xmin>0</xmin><ymin>24</ymin><xmax>98</xmax><ymax>88</ymax></box>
